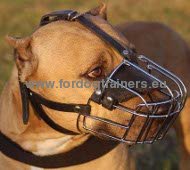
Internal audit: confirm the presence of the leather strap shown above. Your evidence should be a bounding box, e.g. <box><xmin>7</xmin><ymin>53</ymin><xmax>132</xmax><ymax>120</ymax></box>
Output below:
<box><xmin>39</xmin><ymin>10</ymin><xmax>137</xmax><ymax>63</ymax></box>
<box><xmin>29</xmin><ymin>93</ymin><xmax>78</xmax><ymax>135</ymax></box>
<box><xmin>28</xmin><ymin>88</ymin><xmax>91</xmax><ymax>115</ymax></box>
<box><xmin>0</xmin><ymin>132</ymin><xmax>117</xmax><ymax>168</ymax></box>
<box><xmin>19</xmin><ymin>83</ymin><xmax>91</xmax><ymax>135</ymax></box>
<box><xmin>40</xmin><ymin>10</ymin><xmax>78</xmax><ymax>26</ymax></box>
<box><xmin>19</xmin><ymin>82</ymin><xmax>29</xmax><ymax>124</ymax></box>
<box><xmin>77</xmin><ymin>15</ymin><xmax>136</xmax><ymax>62</ymax></box>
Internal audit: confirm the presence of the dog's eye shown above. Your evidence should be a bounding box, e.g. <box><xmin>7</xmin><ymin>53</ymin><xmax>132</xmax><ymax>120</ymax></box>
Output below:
<box><xmin>88</xmin><ymin>67</ymin><xmax>102</xmax><ymax>78</ymax></box>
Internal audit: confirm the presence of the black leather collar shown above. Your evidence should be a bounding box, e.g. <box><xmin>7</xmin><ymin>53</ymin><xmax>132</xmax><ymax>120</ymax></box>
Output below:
<box><xmin>0</xmin><ymin>132</ymin><xmax>117</xmax><ymax>168</ymax></box>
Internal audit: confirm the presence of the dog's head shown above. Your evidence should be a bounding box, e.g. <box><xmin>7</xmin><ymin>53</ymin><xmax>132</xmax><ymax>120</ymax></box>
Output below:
<box><xmin>6</xmin><ymin>4</ymin><xmax>183</xmax><ymax>145</ymax></box>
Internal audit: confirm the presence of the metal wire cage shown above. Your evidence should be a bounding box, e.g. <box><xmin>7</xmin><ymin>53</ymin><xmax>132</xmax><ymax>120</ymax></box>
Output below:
<box><xmin>82</xmin><ymin>55</ymin><xmax>187</xmax><ymax>144</ymax></box>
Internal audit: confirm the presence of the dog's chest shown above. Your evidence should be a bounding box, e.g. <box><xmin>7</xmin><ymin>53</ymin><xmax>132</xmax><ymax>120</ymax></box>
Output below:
<box><xmin>22</xmin><ymin>135</ymin><xmax>73</xmax><ymax>156</ymax></box>
<box><xmin>30</xmin><ymin>166</ymin><xmax>43</xmax><ymax>170</ymax></box>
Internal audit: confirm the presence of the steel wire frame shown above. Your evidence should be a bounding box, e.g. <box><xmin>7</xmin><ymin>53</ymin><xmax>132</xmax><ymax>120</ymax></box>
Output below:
<box><xmin>81</xmin><ymin>55</ymin><xmax>187</xmax><ymax>144</ymax></box>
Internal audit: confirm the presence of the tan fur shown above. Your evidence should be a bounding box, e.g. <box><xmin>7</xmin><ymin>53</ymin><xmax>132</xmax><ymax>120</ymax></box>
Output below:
<box><xmin>116</xmin><ymin>21</ymin><xmax>190</xmax><ymax>170</ymax></box>
<box><xmin>0</xmin><ymin>5</ymin><xmax>141</xmax><ymax>170</ymax></box>
<box><xmin>0</xmin><ymin>4</ymin><xmax>188</xmax><ymax>170</ymax></box>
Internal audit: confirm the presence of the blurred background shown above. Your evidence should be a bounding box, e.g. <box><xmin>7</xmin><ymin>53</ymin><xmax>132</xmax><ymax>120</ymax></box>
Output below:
<box><xmin>0</xmin><ymin>0</ymin><xmax>190</xmax><ymax>169</ymax></box>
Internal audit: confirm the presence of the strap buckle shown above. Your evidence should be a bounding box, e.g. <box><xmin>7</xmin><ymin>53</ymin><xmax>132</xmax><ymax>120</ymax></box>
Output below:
<box><xmin>74</xmin><ymin>105</ymin><xmax>91</xmax><ymax>115</ymax></box>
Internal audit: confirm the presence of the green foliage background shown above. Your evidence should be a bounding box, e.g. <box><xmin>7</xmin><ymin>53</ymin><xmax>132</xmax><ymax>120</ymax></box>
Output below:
<box><xmin>0</xmin><ymin>0</ymin><xmax>189</xmax><ymax>169</ymax></box>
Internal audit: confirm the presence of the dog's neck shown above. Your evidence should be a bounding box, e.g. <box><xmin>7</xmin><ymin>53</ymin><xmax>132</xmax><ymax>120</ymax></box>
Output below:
<box><xmin>0</xmin><ymin>67</ymin><xmax>26</xmax><ymax>135</ymax></box>
<box><xmin>0</xmin><ymin>67</ymin><xmax>129</xmax><ymax>170</ymax></box>
<box><xmin>0</xmin><ymin>66</ymin><xmax>90</xmax><ymax>156</ymax></box>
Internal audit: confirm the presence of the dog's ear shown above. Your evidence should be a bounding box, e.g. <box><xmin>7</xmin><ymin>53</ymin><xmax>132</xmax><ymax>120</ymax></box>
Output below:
<box><xmin>88</xmin><ymin>2</ymin><xmax>107</xmax><ymax>20</ymax></box>
<box><xmin>5</xmin><ymin>35</ymin><xmax>38</xmax><ymax>82</ymax></box>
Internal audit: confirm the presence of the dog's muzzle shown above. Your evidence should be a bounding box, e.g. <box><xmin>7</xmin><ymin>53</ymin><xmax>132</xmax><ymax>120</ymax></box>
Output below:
<box><xmin>84</xmin><ymin>55</ymin><xmax>186</xmax><ymax>144</ymax></box>
<box><xmin>17</xmin><ymin>10</ymin><xmax>187</xmax><ymax>145</ymax></box>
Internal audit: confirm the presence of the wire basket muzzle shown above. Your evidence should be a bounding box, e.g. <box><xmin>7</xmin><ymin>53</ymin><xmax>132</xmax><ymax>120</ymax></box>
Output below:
<box><xmin>83</xmin><ymin>55</ymin><xmax>187</xmax><ymax>144</ymax></box>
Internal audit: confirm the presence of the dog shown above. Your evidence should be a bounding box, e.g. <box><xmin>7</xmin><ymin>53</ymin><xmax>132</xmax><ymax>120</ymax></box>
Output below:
<box><xmin>116</xmin><ymin>20</ymin><xmax>190</xmax><ymax>169</ymax></box>
<box><xmin>0</xmin><ymin>3</ymin><xmax>188</xmax><ymax>170</ymax></box>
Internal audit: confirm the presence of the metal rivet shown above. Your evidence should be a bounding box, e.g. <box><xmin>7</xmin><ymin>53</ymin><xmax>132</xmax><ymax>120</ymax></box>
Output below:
<box><xmin>95</xmin><ymin>90</ymin><xmax>102</xmax><ymax>96</ymax></box>
<box><xmin>75</xmin><ymin>106</ymin><xmax>81</xmax><ymax>110</ymax></box>
<box><xmin>107</xmin><ymin>96</ymin><xmax>113</xmax><ymax>102</ymax></box>
<box><xmin>123</xmin><ymin>50</ymin><xmax>129</xmax><ymax>55</ymax></box>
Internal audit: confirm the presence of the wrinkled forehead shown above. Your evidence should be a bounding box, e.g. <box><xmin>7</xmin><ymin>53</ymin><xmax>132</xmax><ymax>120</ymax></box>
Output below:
<box><xmin>31</xmin><ymin>15</ymin><xmax>130</xmax><ymax>54</ymax></box>
<box><xmin>30</xmin><ymin>15</ymin><xmax>131</xmax><ymax>77</ymax></box>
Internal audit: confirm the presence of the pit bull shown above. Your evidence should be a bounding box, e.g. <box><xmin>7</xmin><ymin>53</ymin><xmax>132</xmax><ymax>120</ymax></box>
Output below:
<box><xmin>0</xmin><ymin>3</ymin><xmax>189</xmax><ymax>170</ymax></box>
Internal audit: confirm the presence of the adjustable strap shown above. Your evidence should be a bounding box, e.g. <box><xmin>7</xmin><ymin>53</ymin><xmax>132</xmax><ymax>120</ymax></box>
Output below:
<box><xmin>19</xmin><ymin>82</ymin><xmax>91</xmax><ymax>135</ymax></box>
<box><xmin>39</xmin><ymin>10</ymin><xmax>137</xmax><ymax>63</ymax></box>
<box><xmin>0</xmin><ymin>132</ymin><xmax>117</xmax><ymax>168</ymax></box>
<box><xmin>19</xmin><ymin>81</ymin><xmax>29</xmax><ymax>124</ymax></box>
<box><xmin>28</xmin><ymin>89</ymin><xmax>91</xmax><ymax>115</ymax></box>
<box><xmin>76</xmin><ymin>15</ymin><xmax>135</xmax><ymax>61</ymax></box>
<box><xmin>29</xmin><ymin>93</ymin><xmax>79</xmax><ymax>135</ymax></box>
<box><xmin>40</xmin><ymin>10</ymin><xmax>78</xmax><ymax>26</ymax></box>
